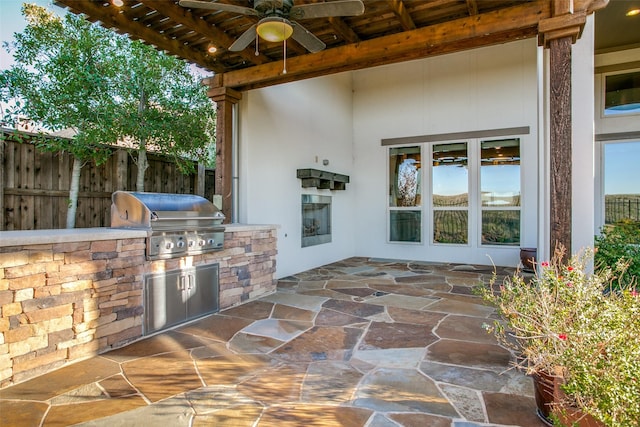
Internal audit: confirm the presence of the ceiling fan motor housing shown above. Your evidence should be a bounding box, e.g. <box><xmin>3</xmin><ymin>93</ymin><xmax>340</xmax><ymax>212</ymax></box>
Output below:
<box><xmin>254</xmin><ymin>0</ymin><xmax>294</xmax><ymax>17</ymax></box>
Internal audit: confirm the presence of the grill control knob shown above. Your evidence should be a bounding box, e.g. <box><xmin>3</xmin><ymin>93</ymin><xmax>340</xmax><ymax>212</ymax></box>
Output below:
<box><xmin>188</xmin><ymin>240</ymin><xmax>195</xmax><ymax>247</ymax></box>
<box><xmin>207</xmin><ymin>239</ymin><xmax>215</xmax><ymax>246</ymax></box>
<box><xmin>176</xmin><ymin>241</ymin><xmax>185</xmax><ymax>248</ymax></box>
<box><xmin>165</xmin><ymin>242</ymin><xmax>174</xmax><ymax>249</ymax></box>
<box><xmin>198</xmin><ymin>240</ymin><xmax>206</xmax><ymax>246</ymax></box>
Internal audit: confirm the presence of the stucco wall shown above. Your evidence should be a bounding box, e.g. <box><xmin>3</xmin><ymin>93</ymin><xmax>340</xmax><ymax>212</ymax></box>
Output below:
<box><xmin>351</xmin><ymin>39</ymin><xmax>540</xmax><ymax>267</ymax></box>
<box><xmin>238</xmin><ymin>35</ymin><xmax>599</xmax><ymax>277</ymax></box>
<box><xmin>238</xmin><ymin>74</ymin><xmax>356</xmax><ymax>278</ymax></box>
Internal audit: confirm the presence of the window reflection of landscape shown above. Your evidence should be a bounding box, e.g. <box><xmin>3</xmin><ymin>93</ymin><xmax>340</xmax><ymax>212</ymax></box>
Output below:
<box><xmin>604</xmin><ymin>141</ymin><xmax>640</xmax><ymax>224</ymax></box>
<box><xmin>433</xmin><ymin>143</ymin><xmax>468</xmax><ymax>244</ymax></box>
<box><xmin>480</xmin><ymin>138</ymin><xmax>520</xmax><ymax>246</ymax></box>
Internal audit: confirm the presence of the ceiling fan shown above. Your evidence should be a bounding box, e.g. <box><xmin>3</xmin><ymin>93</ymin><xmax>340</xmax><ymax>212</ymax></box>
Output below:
<box><xmin>179</xmin><ymin>0</ymin><xmax>365</xmax><ymax>53</ymax></box>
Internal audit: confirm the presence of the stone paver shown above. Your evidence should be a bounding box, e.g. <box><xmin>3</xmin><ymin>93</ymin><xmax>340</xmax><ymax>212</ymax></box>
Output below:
<box><xmin>0</xmin><ymin>257</ymin><xmax>544</xmax><ymax>427</ymax></box>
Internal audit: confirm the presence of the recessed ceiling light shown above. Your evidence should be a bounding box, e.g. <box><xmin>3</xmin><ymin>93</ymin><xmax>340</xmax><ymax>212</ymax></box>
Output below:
<box><xmin>626</xmin><ymin>8</ymin><xmax>640</xmax><ymax>16</ymax></box>
<box><xmin>112</xmin><ymin>0</ymin><xmax>124</xmax><ymax>7</ymax></box>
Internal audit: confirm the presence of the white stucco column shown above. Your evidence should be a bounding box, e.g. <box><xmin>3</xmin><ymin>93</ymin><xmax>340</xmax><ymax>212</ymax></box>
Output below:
<box><xmin>571</xmin><ymin>15</ymin><xmax>596</xmax><ymax>252</ymax></box>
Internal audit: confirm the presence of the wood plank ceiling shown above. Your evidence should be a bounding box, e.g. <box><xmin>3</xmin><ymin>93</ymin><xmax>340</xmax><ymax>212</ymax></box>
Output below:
<box><xmin>52</xmin><ymin>0</ymin><xmax>605</xmax><ymax>91</ymax></box>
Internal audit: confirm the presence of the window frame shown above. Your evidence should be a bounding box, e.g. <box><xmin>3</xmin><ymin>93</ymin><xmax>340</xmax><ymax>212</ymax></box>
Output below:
<box><xmin>431</xmin><ymin>140</ymin><xmax>471</xmax><ymax>247</ymax></box>
<box><xmin>383</xmin><ymin>128</ymin><xmax>528</xmax><ymax>249</ymax></box>
<box><xmin>595</xmin><ymin>137</ymin><xmax>640</xmax><ymax>230</ymax></box>
<box><xmin>387</xmin><ymin>144</ymin><xmax>424</xmax><ymax>244</ymax></box>
<box><xmin>477</xmin><ymin>137</ymin><xmax>522</xmax><ymax>247</ymax></box>
<box><xmin>600</xmin><ymin>68</ymin><xmax>640</xmax><ymax>119</ymax></box>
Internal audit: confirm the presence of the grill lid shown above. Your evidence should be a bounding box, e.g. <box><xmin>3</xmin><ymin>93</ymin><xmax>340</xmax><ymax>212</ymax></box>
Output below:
<box><xmin>111</xmin><ymin>191</ymin><xmax>224</xmax><ymax>229</ymax></box>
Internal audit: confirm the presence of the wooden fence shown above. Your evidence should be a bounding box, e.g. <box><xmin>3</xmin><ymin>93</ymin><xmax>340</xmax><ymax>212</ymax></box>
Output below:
<box><xmin>605</xmin><ymin>195</ymin><xmax>640</xmax><ymax>224</ymax></box>
<box><xmin>1</xmin><ymin>130</ymin><xmax>215</xmax><ymax>231</ymax></box>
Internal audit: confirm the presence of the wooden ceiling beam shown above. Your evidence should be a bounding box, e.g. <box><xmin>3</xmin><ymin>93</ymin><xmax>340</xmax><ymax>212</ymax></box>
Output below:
<box><xmin>211</xmin><ymin>27</ymin><xmax>537</xmax><ymax>91</ymax></box>
<box><xmin>419</xmin><ymin>0</ymin><xmax>460</xmax><ymax>10</ymax></box>
<box><xmin>138</xmin><ymin>0</ymin><xmax>271</xmax><ymax>66</ymax></box>
<box><xmin>328</xmin><ymin>17</ymin><xmax>361</xmax><ymax>44</ymax></box>
<box><xmin>215</xmin><ymin>0</ymin><xmax>551</xmax><ymax>91</ymax></box>
<box><xmin>386</xmin><ymin>0</ymin><xmax>416</xmax><ymax>31</ymax></box>
<box><xmin>466</xmin><ymin>0</ymin><xmax>479</xmax><ymax>16</ymax></box>
<box><xmin>54</xmin><ymin>0</ymin><xmax>221</xmax><ymax>72</ymax></box>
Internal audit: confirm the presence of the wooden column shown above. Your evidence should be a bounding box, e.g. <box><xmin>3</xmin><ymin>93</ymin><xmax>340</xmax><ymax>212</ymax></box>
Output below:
<box><xmin>549</xmin><ymin>36</ymin><xmax>573</xmax><ymax>258</ymax></box>
<box><xmin>208</xmin><ymin>85</ymin><xmax>242</xmax><ymax>223</ymax></box>
<box><xmin>538</xmin><ymin>0</ymin><xmax>591</xmax><ymax>260</ymax></box>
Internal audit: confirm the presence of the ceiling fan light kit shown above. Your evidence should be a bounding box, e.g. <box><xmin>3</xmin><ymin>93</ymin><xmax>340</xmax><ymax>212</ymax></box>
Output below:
<box><xmin>256</xmin><ymin>17</ymin><xmax>294</xmax><ymax>43</ymax></box>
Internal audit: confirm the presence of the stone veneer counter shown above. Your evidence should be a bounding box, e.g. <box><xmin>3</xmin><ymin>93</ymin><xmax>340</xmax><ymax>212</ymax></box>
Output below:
<box><xmin>0</xmin><ymin>224</ymin><xmax>278</xmax><ymax>388</ymax></box>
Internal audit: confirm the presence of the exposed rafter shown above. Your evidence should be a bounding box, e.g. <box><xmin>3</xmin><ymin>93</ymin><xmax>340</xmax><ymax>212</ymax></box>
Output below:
<box><xmin>328</xmin><ymin>16</ymin><xmax>361</xmax><ymax>44</ymax></box>
<box><xmin>387</xmin><ymin>0</ymin><xmax>416</xmax><ymax>31</ymax></box>
<box><xmin>52</xmin><ymin>0</ymin><xmax>609</xmax><ymax>92</ymax></box>
<box><xmin>466</xmin><ymin>0</ymin><xmax>479</xmax><ymax>16</ymax></box>
<box><xmin>55</xmin><ymin>0</ymin><xmax>220</xmax><ymax>71</ymax></box>
<box><xmin>213</xmin><ymin>0</ymin><xmax>551</xmax><ymax>91</ymax></box>
<box><xmin>137</xmin><ymin>0</ymin><xmax>271</xmax><ymax>66</ymax></box>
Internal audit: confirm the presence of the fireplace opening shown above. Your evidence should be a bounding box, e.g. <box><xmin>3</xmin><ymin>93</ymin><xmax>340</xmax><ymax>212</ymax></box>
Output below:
<box><xmin>302</xmin><ymin>195</ymin><xmax>331</xmax><ymax>247</ymax></box>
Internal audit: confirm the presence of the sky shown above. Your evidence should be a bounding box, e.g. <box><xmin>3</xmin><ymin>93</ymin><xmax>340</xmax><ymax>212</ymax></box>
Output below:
<box><xmin>0</xmin><ymin>0</ymin><xmax>64</xmax><ymax>70</ymax></box>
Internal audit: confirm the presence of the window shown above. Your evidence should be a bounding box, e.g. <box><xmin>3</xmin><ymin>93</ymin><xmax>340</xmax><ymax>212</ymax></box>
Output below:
<box><xmin>432</xmin><ymin>143</ymin><xmax>468</xmax><ymax>244</ymax></box>
<box><xmin>387</xmin><ymin>135</ymin><xmax>522</xmax><ymax>247</ymax></box>
<box><xmin>389</xmin><ymin>146</ymin><xmax>421</xmax><ymax>242</ymax></box>
<box><xmin>602</xmin><ymin>141</ymin><xmax>640</xmax><ymax>224</ymax></box>
<box><xmin>480</xmin><ymin>138</ymin><xmax>521</xmax><ymax>245</ymax></box>
<box><xmin>603</xmin><ymin>70</ymin><xmax>640</xmax><ymax>117</ymax></box>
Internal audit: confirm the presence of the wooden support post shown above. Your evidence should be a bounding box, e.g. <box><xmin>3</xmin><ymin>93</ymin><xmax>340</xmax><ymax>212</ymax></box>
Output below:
<box><xmin>0</xmin><ymin>136</ymin><xmax>4</xmax><ymax>231</ymax></box>
<box><xmin>549</xmin><ymin>36</ymin><xmax>573</xmax><ymax>259</ymax></box>
<box><xmin>115</xmin><ymin>149</ymin><xmax>128</xmax><ymax>191</ymax></box>
<box><xmin>208</xmin><ymin>85</ymin><xmax>242</xmax><ymax>223</ymax></box>
<box><xmin>196</xmin><ymin>162</ymin><xmax>205</xmax><ymax>197</ymax></box>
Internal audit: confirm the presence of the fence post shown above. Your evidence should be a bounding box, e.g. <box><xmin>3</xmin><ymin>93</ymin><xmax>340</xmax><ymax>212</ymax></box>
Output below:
<box><xmin>196</xmin><ymin>162</ymin><xmax>205</xmax><ymax>197</ymax></box>
<box><xmin>115</xmin><ymin>149</ymin><xmax>128</xmax><ymax>191</ymax></box>
<box><xmin>0</xmin><ymin>136</ymin><xmax>4</xmax><ymax>231</ymax></box>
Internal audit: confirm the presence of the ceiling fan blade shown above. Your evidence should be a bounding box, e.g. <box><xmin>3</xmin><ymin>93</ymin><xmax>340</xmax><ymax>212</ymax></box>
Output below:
<box><xmin>228</xmin><ymin>24</ymin><xmax>257</xmax><ymax>51</ymax></box>
<box><xmin>290</xmin><ymin>0</ymin><xmax>365</xmax><ymax>20</ymax></box>
<box><xmin>179</xmin><ymin>0</ymin><xmax>259</xmax><ymax>16</ymax></box>
<box><xmin>291</xmin><ymin>23</ymin><xmax>326</xmax><ymax>53</ymax></box>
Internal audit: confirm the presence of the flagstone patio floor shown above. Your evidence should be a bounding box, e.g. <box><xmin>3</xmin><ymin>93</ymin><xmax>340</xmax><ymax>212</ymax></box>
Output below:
<box><xmin>0</xmin><ymin>257</ymin><xmax>546</xmax><ymax>427</ymax></box>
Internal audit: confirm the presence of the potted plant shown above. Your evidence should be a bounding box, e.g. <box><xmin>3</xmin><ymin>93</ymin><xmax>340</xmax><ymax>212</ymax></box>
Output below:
<box><xmin>478</xmin><ymin>247</ymin><xmax>640</xmax><ymax>426</ymax></box>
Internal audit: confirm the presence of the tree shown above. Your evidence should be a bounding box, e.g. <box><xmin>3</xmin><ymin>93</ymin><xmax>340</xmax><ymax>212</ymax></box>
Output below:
<box><xmin>111</xmin><ymin>39</ymin><xmax>216</xmax><ymax>192</ymax></box>
<box><xmin>1</xmin><ymin>4</ymin><xmax>120</xmax><ymax>228</ymax></box>
<box><xmin>2</xmin><ymin>4</ymin><xmax>216</xmax><ymax>228</ymax></box>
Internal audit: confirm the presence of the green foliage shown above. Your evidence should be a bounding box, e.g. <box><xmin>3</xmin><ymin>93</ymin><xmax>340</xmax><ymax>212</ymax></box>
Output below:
<box><xmin>110</xmin><ymin>39</ymin><xmax>216</xmax><ymax>175</ymax></box>
<box><xmin>478</xmin><ymin>248</ymin><xmax>640</xmax><ymax>426</ymax></box>
<box><xmin>1</xmin><ymin>3</ymin><xmax>216</xmax><ymax>175</ymax></box>
<box><xmin>560</xmin><ymin>282</ymin><xmax>640</xmax><ymax>426</ymax></box>
<box><xmin>595</xmin><ymin>220</ymin><xmax>640</xmax><ymax>289</ymax></box>
<box><xmin>1</xmin><ymin>4</ymin><xmax>216</xmax><ymax>225</ymax></box>
<box><xmin>0</xmin><ymin>4</ymin><xmax>119</xmax><ymax>165</ymax></box>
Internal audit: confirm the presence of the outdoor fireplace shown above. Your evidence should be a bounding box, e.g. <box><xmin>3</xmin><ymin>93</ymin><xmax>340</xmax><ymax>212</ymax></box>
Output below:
<box><xmin>302</xmin><ymin>194</ymin><xmax>331</xmax><ymax>247</ymax></box>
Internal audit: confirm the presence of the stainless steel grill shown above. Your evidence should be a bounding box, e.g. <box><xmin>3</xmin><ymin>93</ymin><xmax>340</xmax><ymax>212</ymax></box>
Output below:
<box><xmin>111</xmin><ymin>191</ymin><xmax>225</xmax><ymax>260</ymax></box>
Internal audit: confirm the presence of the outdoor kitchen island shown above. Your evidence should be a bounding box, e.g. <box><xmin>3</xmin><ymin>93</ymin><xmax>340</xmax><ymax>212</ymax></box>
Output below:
<box><xmin>0</xmin><ymin>223</ymin><xmax>278</xmax><ymax>388</ymax></box>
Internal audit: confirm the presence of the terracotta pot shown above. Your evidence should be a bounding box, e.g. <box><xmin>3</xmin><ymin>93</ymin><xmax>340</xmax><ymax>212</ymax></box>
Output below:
<box><xmin>532</xmin><ymin>372</ymin><xmax>606</xmax><ymax>427</ymax></box>
<box><xmin>552</xmin><ymin>377</ymin><xmax>605</xmax><ymax>427</ymax></box>
<box><xmin>520</xmin><ymin>247</ymin><xmax>537</xmax><ymax>271</ymax></box>
<box><xmin>532</xmin><ymin>371</ymin><xmax>556</xmax><ymax>426</ymax></box>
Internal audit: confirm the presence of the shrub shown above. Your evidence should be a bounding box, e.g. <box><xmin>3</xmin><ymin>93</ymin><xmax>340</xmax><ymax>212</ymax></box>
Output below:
<box><xmin>595</xmin><ymin>220</ymin><xmax>640</xmax><ymax>289</ymax></box>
